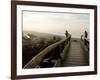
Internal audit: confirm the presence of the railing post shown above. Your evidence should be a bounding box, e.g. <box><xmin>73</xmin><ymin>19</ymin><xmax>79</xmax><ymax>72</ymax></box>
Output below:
<box><xmin>81</xmin><ymin>35</ymin><xmax>83</xmax><ymax>41</ymax></box>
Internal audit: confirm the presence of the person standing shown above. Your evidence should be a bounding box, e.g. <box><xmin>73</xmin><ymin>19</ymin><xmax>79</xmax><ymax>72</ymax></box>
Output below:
<box><xmin>84</xmin><ymin>30</ymin><xmax>88</xmax><ymax>45</ymax></box>
<box><xmin>65</xmin><ymin>30</ymin><xmax>68</xmax><ymax>38</ymax></box>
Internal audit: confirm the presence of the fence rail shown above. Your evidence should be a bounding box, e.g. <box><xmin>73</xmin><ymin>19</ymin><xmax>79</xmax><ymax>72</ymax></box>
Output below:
<box><xmin>24</xmin><ymin>34</ymin><xmax>71</xmax><ymax>68</ymax></box>
<box><xmin>81</xmin><ymin>35</ymin><xmax>89</xmax><ymax>50</ymax></box>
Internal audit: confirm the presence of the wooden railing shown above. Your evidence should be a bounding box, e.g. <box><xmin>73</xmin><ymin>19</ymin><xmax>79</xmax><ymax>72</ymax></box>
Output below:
<box><xmin>24</xmin><ymin>34</ymin><xmax>71</xmax><ymax>68</ymax></box>
<box><xmin>81</xmin><ymin>35</ymin><xmax>89</xmax><ymax>50</ymax></box>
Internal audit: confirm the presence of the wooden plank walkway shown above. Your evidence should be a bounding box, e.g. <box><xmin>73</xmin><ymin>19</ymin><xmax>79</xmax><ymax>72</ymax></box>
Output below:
<box><xmin>62</xmin><ymin>38</ymin><xmax>89</xmax><ymax>67</ymax></box>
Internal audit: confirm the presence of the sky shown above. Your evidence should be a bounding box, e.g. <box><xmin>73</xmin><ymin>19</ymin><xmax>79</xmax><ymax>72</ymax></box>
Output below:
<box><xmin>23</xmin><ymin>11</ymin><xmax>89</xmax><ymax>38</ymax></box>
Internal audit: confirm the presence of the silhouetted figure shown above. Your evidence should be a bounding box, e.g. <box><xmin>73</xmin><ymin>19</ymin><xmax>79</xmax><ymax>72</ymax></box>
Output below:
<box><xmin>85</xmin><ymin>31</ymin><xmax>88</xmax><ymax>38</ymax></box>
<box><xmin>65</xmin><ymin>30</ymin><xmax>68</xmax><ymax>38</ymax></box>
<box><xmin>84</xmin><ymin>31</ymin><xmax>88</xmax><ymax>45</ymax></box>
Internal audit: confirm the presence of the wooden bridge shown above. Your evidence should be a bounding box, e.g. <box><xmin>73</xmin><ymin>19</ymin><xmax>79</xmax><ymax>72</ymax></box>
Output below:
<box><xmin>24</xmin><ymin>34</ymin><xmax>89</xmax><ymax>68</ymax></box>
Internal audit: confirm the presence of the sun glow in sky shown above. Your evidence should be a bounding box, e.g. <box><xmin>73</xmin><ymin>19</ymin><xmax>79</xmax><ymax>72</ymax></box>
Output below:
<box><xmin>23</xmin><ymin>11</ymin><xmax>89</xmax><ymax>38</ymax></box>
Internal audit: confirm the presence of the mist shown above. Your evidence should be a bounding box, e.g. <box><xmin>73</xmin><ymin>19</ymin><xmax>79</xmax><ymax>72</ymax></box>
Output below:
<box><xmin>23</xmin><ymin>11</ymin><xmax>89</xmax><ymax>38</ymax></box>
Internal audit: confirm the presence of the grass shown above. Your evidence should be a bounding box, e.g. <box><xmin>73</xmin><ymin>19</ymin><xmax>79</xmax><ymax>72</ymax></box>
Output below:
<box><xmin>22</xmin><ymin>31</ymin><xmax>63</xmax><ymax>67</ymax></box>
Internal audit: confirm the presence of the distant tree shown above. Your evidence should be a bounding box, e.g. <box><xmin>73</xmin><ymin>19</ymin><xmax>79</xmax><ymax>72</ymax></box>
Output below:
<box><xmin>53</xmin><ymin>36</ymin><xmax>56</xmax><ymax>41</ymax></box>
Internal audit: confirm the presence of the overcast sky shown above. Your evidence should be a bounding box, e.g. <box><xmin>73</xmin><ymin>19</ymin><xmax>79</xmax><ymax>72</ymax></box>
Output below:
<box><xmin>23</xmin><ymin>11</ymin><xmax>89</xmax><ymax>38</ymax></box>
